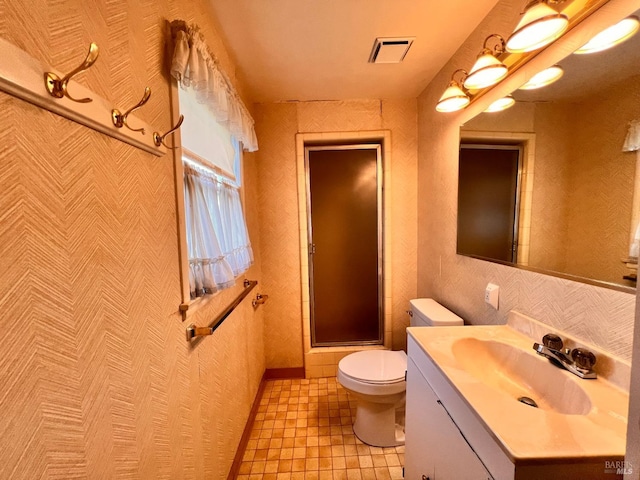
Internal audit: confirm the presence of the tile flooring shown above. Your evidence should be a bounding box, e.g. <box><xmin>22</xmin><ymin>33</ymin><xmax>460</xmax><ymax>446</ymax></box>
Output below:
<box><xmin>236</xmin><ymin>377</ymin><xmax>404</xmax><ymax>480</ymax></box>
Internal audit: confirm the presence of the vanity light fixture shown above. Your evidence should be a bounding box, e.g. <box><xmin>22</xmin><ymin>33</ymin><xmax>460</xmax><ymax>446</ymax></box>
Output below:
<box><xmin>574</xmin><ymin>15</ymin><xmax>640</xmax><ymax>54</ymax></box>
<box><xmin>518</xmin><ymin>65</ymin><xmax>564</xmax><ymax>89</ymax></box>
<box><xmin>484</xmin><ymin>95</ymin><xmax>516</xmax><ymax>112</ymax></box>
<box><xmin>436</xmin><ymin>69</ymin><xmax>470</xmax><ymax>112</ymax></box>
<box><xmin>463</xmin><ymin>34</ymin><xmax>509</xmax><ymax>90</ymax></box>
<box><xmin>506</xmin><ymin>0</ymin><xmax>569</xmax><ymax>53</ymax></box>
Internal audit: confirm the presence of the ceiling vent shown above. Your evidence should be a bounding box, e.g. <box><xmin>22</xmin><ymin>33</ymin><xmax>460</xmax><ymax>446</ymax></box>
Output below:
<box><xmin>368</xmin><ymin>37</ymin><xmax>415</xmax><ymax>64</ymax></box>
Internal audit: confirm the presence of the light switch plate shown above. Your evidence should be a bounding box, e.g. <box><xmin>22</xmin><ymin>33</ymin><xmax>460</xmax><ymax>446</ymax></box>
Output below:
<box><xmin>485</xmin><ymin>283</ymin><xmax>499</xmax><ymax>309</ymax></box>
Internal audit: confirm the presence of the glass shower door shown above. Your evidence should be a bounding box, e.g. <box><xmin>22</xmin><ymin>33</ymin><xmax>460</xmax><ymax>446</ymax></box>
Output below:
<box><xmin>306</xmin><ymin>145</ymin><xmax>382</xmax><ymax>346</ymax></box>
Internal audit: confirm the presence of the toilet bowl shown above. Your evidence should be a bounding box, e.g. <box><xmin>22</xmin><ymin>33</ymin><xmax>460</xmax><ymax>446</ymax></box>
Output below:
<box><xmin>337</xmin><ymin>298</ymin><xmax>464</xmax><ymax>447</ymax></box>
<box><xmin>338</xmin><ymin>350</ymin><xmax>407</xmax><ymax>447</ymax></box>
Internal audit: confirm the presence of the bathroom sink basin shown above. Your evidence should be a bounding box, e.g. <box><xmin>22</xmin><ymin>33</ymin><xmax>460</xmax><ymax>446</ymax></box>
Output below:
<box><xmin>407</xmin><ymin>314</ymin><xmax>630</xmax><ymax>466</ymax></box>
<box><xmin>451</xmin><ymin>337</ymin><xmax>592</xmax><ymax>415</ymax></box>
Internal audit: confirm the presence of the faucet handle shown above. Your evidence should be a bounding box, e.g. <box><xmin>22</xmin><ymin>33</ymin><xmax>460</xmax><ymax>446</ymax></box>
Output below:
<box><xmin>571</xmin><ymin>348</ymin><xmax>597</xmax><ymax>372</ymax></box>
<box><xmin>542</xmin><ymin>333</ymin><xmax>564</xmax><ymax>351</ymax></box>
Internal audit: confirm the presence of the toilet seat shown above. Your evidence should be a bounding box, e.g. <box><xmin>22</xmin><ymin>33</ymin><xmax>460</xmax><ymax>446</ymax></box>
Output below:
<box><xmin>337</xmin><ymin>350</ymin><xmax>407</xmax><ymax>446</ymax></box>
<box><xmin>340</xmin><ymin>372</ymin><xmax>405</xmax><ymax>385</ymax></box>
<box><xmin>338</xmin><ymin>350</ymin><xmax>407</xmax><ymax>385</ymax></box>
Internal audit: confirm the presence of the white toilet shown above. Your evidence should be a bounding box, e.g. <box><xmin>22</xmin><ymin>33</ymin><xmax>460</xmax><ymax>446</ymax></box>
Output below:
<box><xmin>337</xmin><ymin>298</ymin><xmax>464</xmax><ymax>447</ymax></box>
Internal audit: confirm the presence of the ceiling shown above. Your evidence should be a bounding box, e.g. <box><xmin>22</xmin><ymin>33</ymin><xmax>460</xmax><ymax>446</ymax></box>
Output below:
<box><xmin>208</xmin><ymin>0</ymin><xmax>501</xmax><ymax>103</ymax></box>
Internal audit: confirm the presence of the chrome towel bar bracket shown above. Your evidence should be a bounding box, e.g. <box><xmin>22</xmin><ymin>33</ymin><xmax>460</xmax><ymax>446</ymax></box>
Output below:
<box><xmin>252</xmin><ymin>293</ymin><xmax>268</xmax><ymax>308</ymax></box>
<box><xmin>186</xmin><ymin>279</ymin><xmax>257</xmax><ymax>341</ymax></box>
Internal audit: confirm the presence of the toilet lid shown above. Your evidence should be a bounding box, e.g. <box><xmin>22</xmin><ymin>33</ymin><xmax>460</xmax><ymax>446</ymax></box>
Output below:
<box><xmin>339</xmin><ymin>350</ymin><xmax>407</xmax><ymax>384</ymax></box>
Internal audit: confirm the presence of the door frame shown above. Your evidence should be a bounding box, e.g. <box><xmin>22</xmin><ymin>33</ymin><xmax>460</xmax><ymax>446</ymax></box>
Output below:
<box><xmin>295</xmin><ymin>131</ymin><xmax>392</xmax><ymax>379</ymax></box>
<box><xmin>460</xmin><ymin>130</ymin><xmax>536</xmax><ymax>266</ymax></box>
<box><xmin>458</xmin><ymin>143</ymin><xmax>524</xmax><ymax>263</ymax></box>
<box><xmin>304</xmin><ymin>144</ymin><xmax>384</xmax><ymax>347</ymax></box>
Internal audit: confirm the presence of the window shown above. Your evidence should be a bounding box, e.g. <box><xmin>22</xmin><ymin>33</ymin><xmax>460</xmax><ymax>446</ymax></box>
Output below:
<box><xmin>168</xmin><ymin>20</ymin><xmax>258</xmax><ymax>311</ymax></box>
<box><xmin>178</xmin><ymin>86</ymin><xmax>253</xmax><ymax>300</ymax></box>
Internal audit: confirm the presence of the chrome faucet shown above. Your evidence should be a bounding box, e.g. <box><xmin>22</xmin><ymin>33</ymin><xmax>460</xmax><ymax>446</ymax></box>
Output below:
<box><xmin>533</xmin><ymin>333</ymin><xmax>597</xmax><ymax>379</ymax></box>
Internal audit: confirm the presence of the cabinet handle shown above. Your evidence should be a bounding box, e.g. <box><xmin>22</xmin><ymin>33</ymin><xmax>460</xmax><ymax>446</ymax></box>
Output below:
<box><xmin>422</xmin><ymin>476</ymin><xmax>429</xmax><ymax>480</ymax></box>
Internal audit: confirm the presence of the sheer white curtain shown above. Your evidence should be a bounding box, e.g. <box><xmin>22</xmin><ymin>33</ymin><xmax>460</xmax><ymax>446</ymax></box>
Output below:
<box><xmin>183</xmin><ymin>161</ymin><xmax>253</xmax><ymax>298</ymax></box>
<box><xmin>216</xmin><ymin>182</ymin><xmax>253</xmax><ymax>275</ymax></box>
<box><xmin>169</xmin><ymin>20</ymin><xmax>258</xmax><ymax>152</ymax></box>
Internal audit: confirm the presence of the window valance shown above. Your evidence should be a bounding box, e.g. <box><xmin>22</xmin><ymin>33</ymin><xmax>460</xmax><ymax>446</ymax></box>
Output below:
<box><xmin>169</xmin><ymin>20</ymin><xmax>258</xmax><ymax>152</ymax></box>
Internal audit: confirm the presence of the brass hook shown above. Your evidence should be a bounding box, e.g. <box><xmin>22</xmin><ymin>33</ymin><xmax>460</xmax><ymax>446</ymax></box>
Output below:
<box><xmin>112</xmin><ymin>87</ymin><xmax>152</xmax><ymax>134</ymax></box>
<box><xmin>153</xmin><ymin>115</ymin><xmax>184</xmax><ymax>149</ymax></box>
<box><xmin>44</xmin><ymin>42</ymin><xmax>99</xmax><ymax>103</ymax></box>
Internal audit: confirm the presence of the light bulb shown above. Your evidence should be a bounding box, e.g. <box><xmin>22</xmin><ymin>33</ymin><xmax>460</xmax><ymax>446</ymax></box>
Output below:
<box><xmin>436</xmin><ymin>82</ymin><xmax>470</xmax><ymax>112</ymax></box>
<box><xmin>519</xmin><ymin>65</ymin><xmax>564</xmax><ymax>90</ymax></box>
<box><xmin>464</xmin><ymin>52</ymin><xmax>509</xmax><ymax>90</ymax></box>
<box><xmin>575</xmin><ymin>16</ymin><xmax>639</xmax><ymax>54</ymax></box>
<box><xmin>506</xmin><ymin>2</ymin><xmax>569</xmax><ymax>53</ymax></box>
<box><xmin>484</xmin><ymin>96</ymin><xmax>515</xmax><ymax>112</ymax></box>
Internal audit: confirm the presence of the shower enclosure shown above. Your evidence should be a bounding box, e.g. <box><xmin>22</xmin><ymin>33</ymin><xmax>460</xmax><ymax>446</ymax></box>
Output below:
<box><xmin>305</xmin><ymin>144</ymin><xmax>383</xmax><ymax>346</ymax></box>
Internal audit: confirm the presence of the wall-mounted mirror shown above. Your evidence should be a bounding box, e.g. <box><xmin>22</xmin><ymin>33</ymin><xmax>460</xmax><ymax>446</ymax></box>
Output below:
<box><xmin>458</xmin><ymin>11</ymin><xmax>640</xmax><ymax>291</ymax></box>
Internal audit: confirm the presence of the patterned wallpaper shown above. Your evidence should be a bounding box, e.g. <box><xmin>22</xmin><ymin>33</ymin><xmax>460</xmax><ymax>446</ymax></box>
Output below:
<box><xmin>564</xmin><ymin>76</ymin><xmax>640</xmax><ymax>284</ymax></box>
<box><xmin>527</xmin><ymin>104</ymin><xmax>573</xmax><ymax>273</ymax></box>
<box><xmin>0</xmin><ymin>1</ymin><xmax>263</xmax><ymax>479</ymax></box>
<box><xmin>417</xmin><ymin>0</ymin><xmax>637</xmax><ymax>362</ymax></box>
<box><xmin>254</xmin><ymin>99</ymin><xmax>418</xmax><ymax>368</ymax></box>
<box><xmin>253</xmin><ymin>102</ymin><xmax>303</xmax><ymax>369</ymax></box>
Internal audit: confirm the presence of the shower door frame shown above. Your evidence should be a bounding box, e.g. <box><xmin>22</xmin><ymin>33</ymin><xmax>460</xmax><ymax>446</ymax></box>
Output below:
<box><xmin>305</xmin><ymin>144</ymin><xmax>384</xmax><ymax>347</ymax></box>
<box><xmin>458</xmin><ymin>143</ymin><xmax>523</xmax><ymax>263</ymax></box>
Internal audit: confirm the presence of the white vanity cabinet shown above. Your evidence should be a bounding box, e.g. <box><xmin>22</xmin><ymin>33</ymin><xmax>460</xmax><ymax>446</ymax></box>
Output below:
<box><xmin>404</xmin><ymin>355</ymin><xmax>493</xmax><ymax>480</ymax></box>
<box><xmin>404</xmin><ymin>323</ymin><xmax>628</xmax><ymax>480</ymax></box>
<box><xmin>405</xmin><ymin>334</ymin><xmax>517</xmax><ymax>480</ymax></box>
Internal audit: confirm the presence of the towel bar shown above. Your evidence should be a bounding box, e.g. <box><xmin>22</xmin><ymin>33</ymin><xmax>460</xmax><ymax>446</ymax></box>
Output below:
<box><xmin>186</xmin><ymin>279</ymin><xmax>257</xmax><ymax>341</ymax></box>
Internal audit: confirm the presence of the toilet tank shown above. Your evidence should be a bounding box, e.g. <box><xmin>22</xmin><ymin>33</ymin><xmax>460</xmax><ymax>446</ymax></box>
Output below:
<box><xmin>409</xmin><ymin>298</ymin><xmax>464</xmax><ymax>327</ymax></box>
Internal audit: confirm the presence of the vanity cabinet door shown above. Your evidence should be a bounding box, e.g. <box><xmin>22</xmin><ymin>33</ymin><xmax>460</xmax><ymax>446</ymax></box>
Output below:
<box><xmin>404</xmin><ymin>357</ymin><xmax>435</xmax><ymax>479</ymax></box>
<box><xmin>405</xmin><ymin>358</ymin><xmax>493</xmax><ymax>480</ymax></box>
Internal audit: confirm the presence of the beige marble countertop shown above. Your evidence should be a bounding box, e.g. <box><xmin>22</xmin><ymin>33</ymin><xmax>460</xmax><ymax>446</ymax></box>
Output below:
<box><xmin>407</xmin><ymin>317</ymin><xmax>629</xmax><ymax>464</ymax></box>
